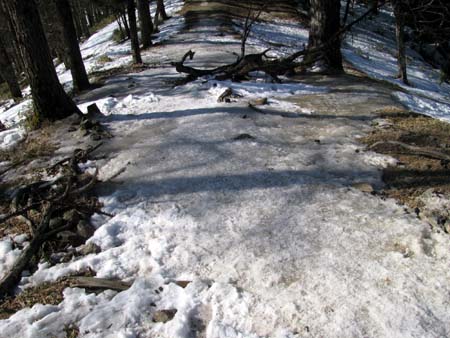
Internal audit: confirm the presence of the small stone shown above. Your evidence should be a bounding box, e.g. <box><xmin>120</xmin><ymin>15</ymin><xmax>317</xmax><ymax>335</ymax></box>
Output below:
<box><xmin>57</xmin><ymin>231</ymin><xmax>84</xmax><ymax>246</ymax></box>
<box><xmin>352</xmin><ymin>183</ymin><xmax>374</xmax><ymax>193</ymax></box>
<box><xmin>76</xmin><ymin>220</ymin><xmax>95</xmax><ymax>239</ymax></box>
<box><xmin>63</xmin><ymin>209</ymin><xmax>79</xmax><ymax>223</ymax></box>
<box><xmin>444</xmin><ymin>223</ymin><xmax>450</xmax><ymax>234</ymax></box>
<box><xmin>91</xmin><ymin>133</ymin><xmax>102</xmax><ymax>141</ymax></box>
<box><xmin>78</xmin><ymin>242</ymin><xmax>101</xmax><ymax>255</ymax></box>
<box><xmin>249</xmin><ymin>97</ymin><xmax>268</xmax><ymax>106</ymax></box>
<box><xmin>152</xmin><ymin>309</ymin><xmax>177</xmax><ymax>323</ymax></box>
<box><xmin>49</xmin><ymin>217</ymin><xmax>64</xmax><ymax>230</ymax></box>
<box><xmin>233</xmin><ymin>133</ymin><xmax>255</xmax><ymax>141</ymax></box>
<box><xmin>175</xmin><ymin>280</ymin><xmax>191</xmax><ymax>288</ymax></box>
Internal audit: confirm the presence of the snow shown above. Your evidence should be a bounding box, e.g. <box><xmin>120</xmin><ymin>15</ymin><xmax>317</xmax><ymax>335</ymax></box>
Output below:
<box><xmin>342</xmin><ymin>6</ymin><xmax>450</xmax><ymax>122</ymax></box>
<box><xmin>0</xmin><ymin>238</ymin><xmax>22</xmax><ymax>280</ymax></box>
<box><xmin>1</xmin><ymin>1</ymin><xmax>450</xmax><ymax>337</ymax></box>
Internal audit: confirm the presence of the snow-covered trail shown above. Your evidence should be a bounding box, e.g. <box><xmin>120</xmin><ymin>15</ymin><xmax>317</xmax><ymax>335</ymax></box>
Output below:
<box><xmin>1</xmin><ymin>2</ymin><xmax>450</xmax><ymax>337</ymax></box>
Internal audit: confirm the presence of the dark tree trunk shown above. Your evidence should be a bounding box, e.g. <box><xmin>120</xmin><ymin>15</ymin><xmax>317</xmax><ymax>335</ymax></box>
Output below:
<box><xmin>393</xmin><ymin>0</ymin><xmax>409</xmax><ymax>85</ymax></box>
<box><xmin>137</xmin><ymin>0</ymin><xmax>153</xmax><ymax>48</ymax></box>
<box><xmin>121</xmin><ymin>11</ymin><xmax>131</xmax><ymax>39</ymax></box>
<box><xmin>370</xmin><ymin>0</ymin><xmax>379</xmax><ymax>15</ymax></box>
<box><xmin>307</xmin><ymin>0</ymin><xmax>343</xmax><ymax>71</ymax></box>
<box><xmin>76</xmin><ymin>2</ymin><xmax>91</xmax><ymax>38</ymax></box>
<box><xmin>154</xmin><ymin>0</ymin><xmax>169</xmax><ymax>30</ymax></box>
<box><xmin>0</xmin><ymin>40</ymin><xmax>22</xmax><ymax>98</ymax></box>
<box><xmin>72</xmin><ymin>4</ymin><xmax>83</xmax><ymax>41</ymax></box>
<box><xmin>54</xmin><ymin>0</ymin><xmax>90</xmax><ymax>92</ymax></box>
<box><xmin>127</xmin><ymin>0</ymin><xmax>142</xmax><ymax>64</ymax></box>
<box><xmin>3</xmin><ymin>0</ymin><xmax>81</xmax><ymax>121</ymax></box>
<box><xmin>156</xmin><ymin>0</ymin><xmax>169</xmax><ymax>20</ymax></box>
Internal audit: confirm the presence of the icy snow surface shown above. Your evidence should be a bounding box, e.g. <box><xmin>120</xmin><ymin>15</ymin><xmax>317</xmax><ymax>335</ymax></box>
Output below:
<box><xmin>1</xmin><ymin>1</ymin><xmax>450</xmax><ymax>338</ymax></box>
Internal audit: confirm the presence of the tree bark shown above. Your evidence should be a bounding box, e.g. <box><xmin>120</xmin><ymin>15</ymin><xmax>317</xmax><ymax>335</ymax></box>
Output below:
<box><xmin>307</xmin><ymin>0</ymin><xmax>343</xmax><ymax>71</ymax></box>
<box><xmin>154</xmin><ymin>0</ymin><xmax>169</xmax><ymax>30</ymax></box>
<box><xmin>156</xmin><ymin>0</ymin><xmax>169</xmax><ymax>20</ymax></box>
<box><xmin>137</xmin><ymin>0</ymin><xmax>153</xmax><ymax>48</ymax></box>
<box><xmin>54</xmin><ymin>0</ymin><xmax>90</xmax><ymax>92</ymax></box>
<box><xmin>127</xmin><ymin>0</ymin><xmax>142</xmax><ymax>64</ymax></box>
<box><xmin>121</xmin><ymin>11</ymin><xmax>131</xmax><ymax>39</ymax></box>
<box><xmin>393</xmin><ymin>0</ymin><xmax>409</xmax><ymax>85</ymax></box>
<box><xmin>0</xmin><ymin>40</ymin><xmax>22</xmax><ymax>98</ymax></box>
<box><xmin>3</xmin><ymin>0</ymin><xmax>82</xmax><ymax>121</ymax></box>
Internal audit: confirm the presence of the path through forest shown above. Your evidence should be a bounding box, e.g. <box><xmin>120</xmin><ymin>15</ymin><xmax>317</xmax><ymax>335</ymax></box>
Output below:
<box><xmin>1</xmin><ymin>1</ymin><xmax>449</xmax><ymax>337</ymax></box>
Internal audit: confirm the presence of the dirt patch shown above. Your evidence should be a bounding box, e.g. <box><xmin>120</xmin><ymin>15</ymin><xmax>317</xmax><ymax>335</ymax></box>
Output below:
<box><xmin>361</xmin><ymin>109</ymin><xmax>450</xmax><ymax>230</ymax></box>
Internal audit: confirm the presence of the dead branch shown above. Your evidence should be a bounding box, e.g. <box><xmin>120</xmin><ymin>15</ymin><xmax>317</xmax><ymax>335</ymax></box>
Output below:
<box><xmin>172</xmin><ymin>3</ymin><xmax>383</xmax><ymax>82</ymax></box>
<box><xmin>0</xmin><ymin>204</ymin><xmax>55</xmax><ymax>299</ymax></box>
<box><xmin>0</xmin><ymin>145</ymin><xmax>104</xmax><ymax>300</ymax></box>
<box><xmin>369</xmin><ymin>141</ymin><xmax>450</xmax><ymax>161</ymax></box>
<box><xmin>65</xmin><ymin>276</ymin><xmax>132</xmax><ymax>291</ymax></box>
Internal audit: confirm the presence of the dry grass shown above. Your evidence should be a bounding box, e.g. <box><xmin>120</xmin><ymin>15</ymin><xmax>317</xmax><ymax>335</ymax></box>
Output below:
<box><xmin>361</xmin><ymin>110</ymin><xmax>450</xmax><ymax>208</ymax></box>
<box><xmin>0</xmin><ymin>270</ymin><xmax>96</xmax><ymax>320</ymax></box>
<box><xmin>0</xmin><ymin>125</ymin><xmax>56</xmax><ymax>165</ymax></box>
<box><xmin>0</xmin><ymin>281</ymin><xmax>69</xmax><ymax>320</ymax></box>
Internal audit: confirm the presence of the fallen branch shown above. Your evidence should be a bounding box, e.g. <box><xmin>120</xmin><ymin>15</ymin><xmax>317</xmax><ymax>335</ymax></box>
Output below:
<box><xmin>172</xmin><ymin>3</ymin><xmax>383</xmax><ymax>82</ymax></box>
<box><xmin>0</xmin><ymin>145</ymin><xmax>104</xmax><ymax>300</ymax></box>
<box><xmin>369</xmin><ymin>141</ymin><xmax>450</xmax><ymax>161</ymax></box>
<box><xmin>0</xmin><ymin>204</ymin><xmax>55</xmax><ymax>299</ymax></box>
<box><xmin>65</xmin><ymin>276</ymin><xmax>132</xmax><ymax>292</ymax></box>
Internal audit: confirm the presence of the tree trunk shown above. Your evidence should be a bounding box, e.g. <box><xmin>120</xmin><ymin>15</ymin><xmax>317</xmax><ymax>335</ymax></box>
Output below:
<box><xmin>127</xmin><ymin>0</ymin><xmax>142</xmax><ymax>64</ymax></box>
<box><xmin>154</xmin><ymin>0</ymin><xmax>169</xmax><ymax>30</ymax></box>
<box><xmin>3</xmin><ymin>0</ymin><xmax>81</xmax><ymax>121</ymax></box>
<box><xmin>369</xmin><ymin>0</ymin><xmax>379</xmax><ymax>15</ymax></box>
<box><xmin>121</xmin><ymin>11</ymin><xmax>131</xmax><ymax>39</ymax></box>
<box><xmin>76</xmin><ymin>3</ymin><xmax>91</xmax><ymax>38</ymax></box>
<box><xmin>137</xmin><ymin>0</ymin><xmax>153</xmax><ymax>49</ymax></box>
<box><xmin>393</xmin><ymin>1</ymin><xmax>409</xmax><ymax>85</ymax></box>
<box><xmin>156</xmin><ymin>0</ymin><xmax>169</xmax><ymax>20</ymax></box>
<box><xmin>0</xmin><ymin>40</ymin><xmax>22</xmax><ymax>98</ymax></box>
<box><xmin>54</xmin><ymin>0</ymin><xmax>90</xmax><ymax>92</ymax></box>
<box><xmin>307</xmin><ymin>0</ymin><xmax>343</xmax><ymax>71</ymax></box>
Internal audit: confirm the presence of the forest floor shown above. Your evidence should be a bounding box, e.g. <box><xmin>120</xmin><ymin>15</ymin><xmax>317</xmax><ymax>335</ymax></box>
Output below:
<box><xmin>0</xmin><ymin>1</ymin><xmax>450</xmax><ymax>337</ymax></box>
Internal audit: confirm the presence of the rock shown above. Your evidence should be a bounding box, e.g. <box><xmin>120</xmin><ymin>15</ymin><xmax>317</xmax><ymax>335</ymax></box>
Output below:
<box><xmin>63</xmin><ymin>209</ymin><xmax>79</xmax><ymax>223</ymax></box>
<box><xmin>57</xmin><ymin>231</ymin><xmax>85</xmax><ymax>246</ymax></box>
<box><xmin>352</xmin><ymin>183</ymin><xmax>374</xmax><ymax>193</ymax></box>
<box><xmin>233</xmin><ymin>133</ymin><xmax>255</xmax><ymax>141</ymax></box>
<box><xmin>49</xmin><ymin>217</ymin><xmax>64</xmax><ymax>230</ymax></box>
<box><xmin>249</xmin><ymin>97</ymin><xmax>268</xmax><ymax>106</ymax></box>
<box><xmin>175</xmin><ymin>280</ymin><xmax>191</xmax><ymax>288</ymax></box>
<box><xmin>78</xmin><ymin>242</ymin><xmax>101</xmax><ymax>255</ymax></box>
<box><xmin>153</xmin><ymin>309</ymin><xmax>177</xmax><ymax>323</ymax></box>
<box><xmin>76</xmin><ymin>220</ymin><xmax>95</xmax><ymax>239</ymax></box>
<box><xmin>444</xmin><ymin>223</ymin><xmax>450</xmax><ymax>234</ymax></box>
<box><xmin>217</xmin><ymin>88</ymin><xmax>232</xmax><ymax>103</ymax></box>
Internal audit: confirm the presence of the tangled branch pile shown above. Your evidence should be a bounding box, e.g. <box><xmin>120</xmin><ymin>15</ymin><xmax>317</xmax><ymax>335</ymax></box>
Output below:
<box><xmin>0</xmin><ymin>143</ymin><xmax>104</xmax><ymax>300</ymax></box>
